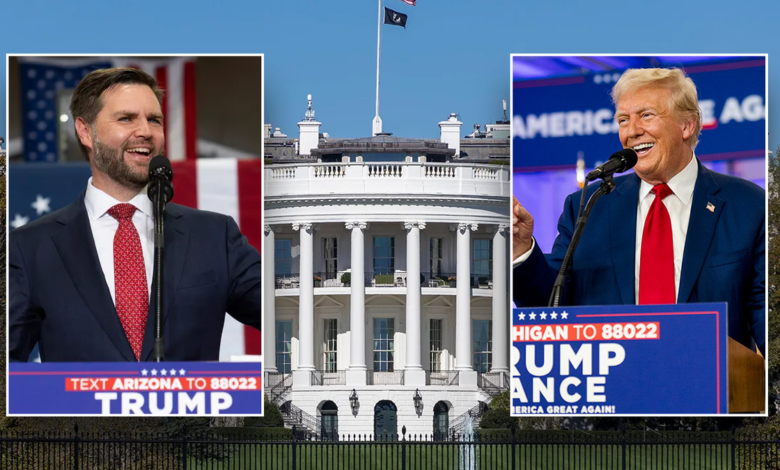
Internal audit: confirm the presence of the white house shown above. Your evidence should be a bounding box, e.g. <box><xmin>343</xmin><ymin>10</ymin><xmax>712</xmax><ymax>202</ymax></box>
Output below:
<box><xmin>263</xmin><ymin>98</ymin><xmax>510</xmax><ymax>439</ymax></box>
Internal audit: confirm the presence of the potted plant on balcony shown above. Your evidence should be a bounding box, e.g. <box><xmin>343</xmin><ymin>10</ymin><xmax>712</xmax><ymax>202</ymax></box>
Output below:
<box><xmin>341</xmin><ymin>272</ymin><xmax>351</xmax><ymax>287</ymax></box>
<box><xmin>448</xmin><ymin>276</ymin><xmax>457</xmax><ymax>288</ymax></box>
<box><xmin>314</xmin><ymin>276</ymin><xmax>322</xmax><ymax>287</ymax></box>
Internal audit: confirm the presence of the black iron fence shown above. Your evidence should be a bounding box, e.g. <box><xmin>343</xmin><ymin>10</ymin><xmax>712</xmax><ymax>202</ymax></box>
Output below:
<box><xmin>1</xmin><ymin>426</ymin><xmax>778</xmax><ymax>469</ymax></box>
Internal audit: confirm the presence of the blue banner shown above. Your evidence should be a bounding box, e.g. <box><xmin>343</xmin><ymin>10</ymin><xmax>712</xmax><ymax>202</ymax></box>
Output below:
<box><xmin>513</xmin><ymin>57</ymin><xmax>766</xmax><ymax>171</ymax></box>
<box><xmin>511</xmin><ymin>303</ymin><xmax>728</xmax><ymax>415</ymax></box>
<box><xmin>9</xmin><ymin>362</ymin><xmax>263</xmax><ymax>416</ymax></box>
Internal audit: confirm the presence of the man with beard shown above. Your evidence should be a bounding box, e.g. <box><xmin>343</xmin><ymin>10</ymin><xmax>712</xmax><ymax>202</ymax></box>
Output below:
<box><xmin>9</xmin><ymin>67</ymin><xmax>262</xmax><ymax>362</ymax></box>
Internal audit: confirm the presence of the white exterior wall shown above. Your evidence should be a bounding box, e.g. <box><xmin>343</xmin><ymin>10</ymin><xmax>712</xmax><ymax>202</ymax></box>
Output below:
<box><xmin>291</xmin><ymin>388</ymin><xmax>484</xmax><ymax>437</ymax></box>
<box><xmin>265</xmin><ymin>161</ymin><xmax>509</xmax><ymax>435</ymax></box>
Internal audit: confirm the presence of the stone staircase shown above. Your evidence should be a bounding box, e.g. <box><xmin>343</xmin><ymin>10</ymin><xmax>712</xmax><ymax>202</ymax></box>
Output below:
<box><xmin>448</xmin><ymin>372</ymin><xmax>509</xmax><ymax>437</ymax></box>
<box><xmin>477</xmin><ymin>371</ymin><xmax>509</xmax><ymax>399</ymax></box>
<box><xmin>265</xmin><ymin>371</ymin><xmax>320</xmax><ymax>439</ymax></box>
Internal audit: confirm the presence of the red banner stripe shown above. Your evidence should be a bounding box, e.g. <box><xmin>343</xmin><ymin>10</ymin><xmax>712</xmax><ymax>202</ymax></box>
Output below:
<box><xmin>155</xmin><ymin>66</ymin><xmax>169</xmax><ymax>159</ymax></box>
<box><xmin>170</xmin><ymin>161</ymin><xmax>198</xmax><ymax>209</ymax></box>
<box><xmin>183</xmin><ymin>61</ymin><xmax>198</xmax><ymax>161</ymax></box>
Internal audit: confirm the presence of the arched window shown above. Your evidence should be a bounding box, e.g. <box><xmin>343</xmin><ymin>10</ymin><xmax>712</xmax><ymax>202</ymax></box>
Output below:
<box><xmin>321</xmin><ymin>401</ymin><xmax>338</xmax><ymax>441</ymax></box>
<box><xmin>433</xmin><ymin>401</ymin><xmax>449</xmax><ymax>441</ymax></box>
<box><xmin>374</xmin><ymin>400</ymin><xmax>398</xmax><ymax>441</ymax></box>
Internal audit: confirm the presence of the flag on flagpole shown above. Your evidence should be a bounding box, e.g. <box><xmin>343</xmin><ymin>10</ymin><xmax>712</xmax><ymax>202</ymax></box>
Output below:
<box><xmin>398</xmin><ymin>0</ymin><xmax>416</xmax><ymax>5</ymax></box>
<box><xmin>384</xmin><ymin>7</ymin><xmax>408</xmax><ymax>28</ymax></box>
<box><xmin>9</xmin><ymin>158</ymin><xmax>262</xmax><ymax>361</ymax></box>
<box><xmin>19</xmin><ymin>57</ymin><xmax>198</xmax><ymax>163</ymax></box>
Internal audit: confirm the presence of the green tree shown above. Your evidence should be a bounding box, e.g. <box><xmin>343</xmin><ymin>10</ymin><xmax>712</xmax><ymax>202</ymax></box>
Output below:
<box><xmin>767</xmin><ymin>149</ymin><xmax>780</xmax><ymax>411</ymax></box>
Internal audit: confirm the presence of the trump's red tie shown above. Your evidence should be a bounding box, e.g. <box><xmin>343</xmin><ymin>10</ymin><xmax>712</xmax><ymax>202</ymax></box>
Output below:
<box><xmin>108</xmin><ymin>203</ymin><xmax>148</xmax><ymax>360</ymax></box>
<box><xmin>639</xmin><ymin>184</ymin><xmax>675</xmax><ymax>305</ymax></box>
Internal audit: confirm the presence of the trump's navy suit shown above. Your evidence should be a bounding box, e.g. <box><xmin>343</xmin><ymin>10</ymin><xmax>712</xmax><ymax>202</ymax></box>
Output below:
<box><xmin>9</xmin><ymin>194</ymin><xmax>262</xmax><ymax>362</ymax></box>
<box><xmin>513</xmin><ymin>160</ymin><xmax>765</xmax><ymax>355</ymax></box>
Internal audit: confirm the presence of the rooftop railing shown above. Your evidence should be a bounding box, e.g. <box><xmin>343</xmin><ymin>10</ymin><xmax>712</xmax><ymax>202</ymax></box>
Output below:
<box><xmin>266</xmin><ymin>162</ymin><xmax>509</xmax><ymax>198</ymax></box>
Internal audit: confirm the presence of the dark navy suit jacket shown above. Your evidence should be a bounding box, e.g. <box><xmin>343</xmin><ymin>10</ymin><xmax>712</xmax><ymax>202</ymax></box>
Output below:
<box><xmin>9</xmin><ymin>194</ymin><xmax>262</xmax><ymax>362</ymax></box>
<box><xmin>513</xmin><ymin>160</ymin><xmax>766</xmax><ymax>355</ymax></box>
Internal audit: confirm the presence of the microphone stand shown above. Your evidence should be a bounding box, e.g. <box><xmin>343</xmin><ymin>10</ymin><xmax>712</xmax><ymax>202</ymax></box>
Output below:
<box><xmin>151</xmin><ymin>177</ymin><xmax>166</xmax><ymax>362</ymax></box>
<box><xmin>548</xmin><ymin>175</ymin><xmax>616</xmax><ymax>308</ymax></box>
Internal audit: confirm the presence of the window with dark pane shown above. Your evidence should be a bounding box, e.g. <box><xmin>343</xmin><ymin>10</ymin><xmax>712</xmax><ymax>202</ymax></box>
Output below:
<box><xmin>430</xmin><ymin>238</ymin><xmax>443</xmax><ymax>277</ymax></box>
<box><xmin>323</xmin><ymin>318</ymin><xmax>338</xmax><ymax>372</ymax></box>
<box><xmin>373</xmin><ymin>318</ymin><xmax>395</xmax><ymax>371</ymax></box>
<box><xmin>323</xmin><ymin>237</ymin><xmax>338</xmax><ymax>281</ymax></box>
<box><xmin>472</xmin><ymin>239</ymin><xmax>492</xmax><ymax>286</ymax></box>
<box><xmin>373</xmin><ymin>237</ymin><xmax>395</xmax><ymax>276</ymax></box>
<box><xmin>276</xmin><ymin>320</ymin><xmax>293</xmax><ymax>373</ymax></box>
<box><xmin>429</xmin><ymin>319</ymin><xmax>443</xmax><ymax>372</ymax></box>
<box><xmin>473</xmin><ymin>320</ymin><xmax>492</xmax><ymax>373</ymax></box>
<box><xmin>275</xmin><ymin>239</ymin><xmax>293</xmax><ymax>276</ymax></box>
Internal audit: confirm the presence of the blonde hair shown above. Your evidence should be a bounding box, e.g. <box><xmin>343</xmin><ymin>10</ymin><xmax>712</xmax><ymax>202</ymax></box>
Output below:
<box><xmin>611</xmin><ymin>68</ymin><xmax>702</xmax><ymax>150</ymax></box>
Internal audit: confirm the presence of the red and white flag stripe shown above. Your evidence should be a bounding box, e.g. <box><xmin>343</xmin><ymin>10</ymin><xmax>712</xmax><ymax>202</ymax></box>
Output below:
<box><xmin>170</xmin><ymin>159</ymin><xmax>263</xmax><ymax>360</ymax></box>
<box><xmin>116</xmin><ymin>57</ymin><xmax>198</xmax><ymax>162</ymax></box>
<box><xmin>399</xmin><ymin>0</ymin><xmax>416</xmax><ymax>5</ymax></box>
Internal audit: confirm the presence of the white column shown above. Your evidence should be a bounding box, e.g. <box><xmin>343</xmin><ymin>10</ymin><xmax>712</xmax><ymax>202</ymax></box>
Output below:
<box><xmin>294</xmin><ymin>223</ymin><xmax>315</xmax><ymax>376</ymax></box>
<box><xmin>455</xmin><ymin>223</ymin><xmax>477</xmax><ymax>372</ymax></box>
<box><xmin>405</xmin><ymin>221</ymin><xmax>425</xmax><ymax>386</ymax></box>
<box><xmin>346</xmin><ymin>221</ymin><xmax>368</xmax><ymax>386</ymax></box>
<box><xmin>491</xmin><ymin>225</ymin><xmax>509</xmax><ymax>373</ymax></box>
<box><xmin>264</xmin><ymin>225</ymin><xmax>277</xmax><ymax>373</ymax></box>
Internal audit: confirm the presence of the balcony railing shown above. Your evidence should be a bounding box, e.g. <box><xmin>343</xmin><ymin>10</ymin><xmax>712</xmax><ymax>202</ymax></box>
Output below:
<box><xmin>366</xmin><ymin>270</ymin><xmax>405</xmax><ymax>287</ymax></box>
<box><xmin>276</xmin><ymin>271</ymin><xmax>493</xmax><ymax>289</ymax></box>
<box><xmin>266</xmin><ymin>162</ymin><xmax>509</xmax><ymax>198</ymax></box>
<box><xmin>275</xmin><ymin>273</ymin><xmax>300</xmax><ymax>289</ymax></box>
<box><xmin>477</xmin><ymin>371</ymin><xmax>509</xmax><ymax>397</ymax></box>
<box><xmin>367</xmin><ymin>370</ymin><xmax>405</xmax><ymax>385</ymax></box>
<box><xmin>311</xmin><ymin>370</ymin><xmax>346</xmax><ymax>386</ymax></box>
<box><xmin>313</xmin><ymin>271</ymin><xmax>345</xmax><ymax>288</ymax></box>
<box><xmin>426</xmin><ymin>370</ymin><xmax>460</xmax><ymax>386</ymax></box>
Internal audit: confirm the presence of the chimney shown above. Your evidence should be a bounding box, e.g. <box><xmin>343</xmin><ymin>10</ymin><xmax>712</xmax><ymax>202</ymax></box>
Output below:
<box><xmin>438</xmin><ymin>113</ymin><xmax>462</xmax><ymax>157</ymax></box>
<box><xmin>297</xmin><ymin>94</ymin><xmax>321</xmax><ymax>156</ymax></box>
<box><xmin>264</xmin><ymin>124</ymin><xmax>272</xmax><ymax>139</ymax></box>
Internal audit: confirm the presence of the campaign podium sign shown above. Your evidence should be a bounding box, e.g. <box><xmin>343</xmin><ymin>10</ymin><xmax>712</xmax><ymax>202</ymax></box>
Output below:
<box><xmin>511</xmin><ymin>303</ymin><xmax>729</xmax><ymax>416</ymax></box>
<box><xmin>8</xmin><ymin>361</ymin><xmax>263</xmax><ymax>416</ymax></box>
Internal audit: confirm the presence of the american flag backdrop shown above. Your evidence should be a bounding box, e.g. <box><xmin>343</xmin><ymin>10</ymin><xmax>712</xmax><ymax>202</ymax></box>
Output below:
<box><xmin>19</xmin><ymin>56</ymin><xmax>197</xmax><ymax>162</ymax></box>
<box><xmin>9</xmin><ymin>159</ymin><xmax>263</xmax><ymax>361</ymax></box>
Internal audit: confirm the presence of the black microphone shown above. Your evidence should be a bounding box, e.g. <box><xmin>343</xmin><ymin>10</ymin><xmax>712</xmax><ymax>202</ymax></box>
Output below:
<box><xmin>147</xmin><ymin>155</ymin><xmax>174</xmax><ymax>362</ymax></box>
<box><xmin>586</xmin><ymin>148</ymin><xmax>638</xmax><ymax>182</ymax></box>
<box><xmin>147</xmin><ymin>155</ymin><xmax>174</xmax><ymax>204</ymax></box>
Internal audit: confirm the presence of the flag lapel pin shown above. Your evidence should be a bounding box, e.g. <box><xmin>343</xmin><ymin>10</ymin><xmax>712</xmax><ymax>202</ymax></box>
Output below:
<box><xmin>706</xmin><ymin>202</ymin><xmax>715</xmax><ymax>212</ymax></box>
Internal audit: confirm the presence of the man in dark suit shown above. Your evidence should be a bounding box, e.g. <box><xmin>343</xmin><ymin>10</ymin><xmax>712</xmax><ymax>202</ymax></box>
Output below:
<box><xmin>9</xmin><ymin>67</ymin><xmax>262</xmax><ymax>362</ymax></box>
<box><xmin>512</xmin><ymin>68</ymin><xmax>765</xmax><ymax>355</ymax></box>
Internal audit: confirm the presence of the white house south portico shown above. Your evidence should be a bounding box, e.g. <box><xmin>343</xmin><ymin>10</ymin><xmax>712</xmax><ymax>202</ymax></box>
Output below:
<box><xmin>264</xmin><ymin>97</ymin><xmax>510</xmax><ymax>439</ymax></box>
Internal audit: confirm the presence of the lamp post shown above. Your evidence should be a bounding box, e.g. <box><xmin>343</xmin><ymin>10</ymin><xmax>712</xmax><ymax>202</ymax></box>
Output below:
<box><xmin>350</xmin><ymin>388</ymin><xmax>359</xmax><ymax>416</ymax></box>
<box><xmin>413</xmin><ymin>388</ymin><xmax>423</xmax><ymax>415</ymax></box>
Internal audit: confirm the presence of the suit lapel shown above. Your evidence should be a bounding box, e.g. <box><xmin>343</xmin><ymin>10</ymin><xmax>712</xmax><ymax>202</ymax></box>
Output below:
<box><xmin>608</xmin><ymin>175</ymin><xmax>641</xmax><ymax>304</ymax></box>
<box><xmin>51</xmin><ymin>195</ymin><xmax>137</xmax><ymax>361</ymax></box>
<box><xmin>141</xmin><ymin>204</ymin><xmax>190</xmax><ymax>361</ymax></box>
<box><xmin>678</xmin><ymin>161</ymin><xmax>723</xmax><ymax>303</ymax></box>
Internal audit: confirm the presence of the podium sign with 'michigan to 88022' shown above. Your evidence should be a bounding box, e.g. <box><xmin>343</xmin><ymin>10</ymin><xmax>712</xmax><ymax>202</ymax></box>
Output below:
<box><xmin>511</xmin><ymin>303</ymin><xmax>728</xmax><ymax>416</ymax></box>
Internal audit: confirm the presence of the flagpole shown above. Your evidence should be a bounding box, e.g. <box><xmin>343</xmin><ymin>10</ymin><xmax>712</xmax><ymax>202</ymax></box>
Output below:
<box><xmin>373</xmin><ymin>0</ymin><xmax>383</xmax><ymax>136</ymax></box>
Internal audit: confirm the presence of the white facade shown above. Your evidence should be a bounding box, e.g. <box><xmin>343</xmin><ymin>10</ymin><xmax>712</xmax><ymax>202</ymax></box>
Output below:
<box><xmin>264</xmin><ymin>143</ymin><xmax>510</xmax><ymax>438</ymax></box>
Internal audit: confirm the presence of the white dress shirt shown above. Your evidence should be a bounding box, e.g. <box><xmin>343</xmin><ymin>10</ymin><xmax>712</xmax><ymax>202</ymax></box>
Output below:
<box><xmin>514</xmin><ymin>156</ymin><xmax>699</xmax><ymax>304</ymax></box>
<box><xmin>84</xmin><ymin>178</ymin><xmax>155</xmax><ymax>306</ymax></box>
